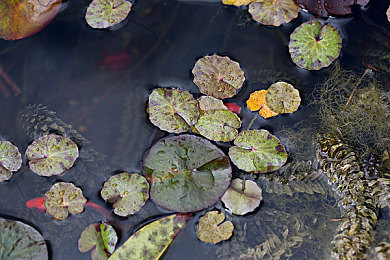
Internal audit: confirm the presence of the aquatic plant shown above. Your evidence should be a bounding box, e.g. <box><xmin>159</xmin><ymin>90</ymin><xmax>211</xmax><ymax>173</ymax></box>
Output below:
<box><xmin>85</xmin><ymin>0</ymin><xmax>132</xmax><ymax>29</ymax></box>
<box><xmin>196</xmin><ymin>211</ymin><xmax>234</xmax><ymax>244</ymax></box>
<box><xmin>197</xmin><ymin>96</ymin><xmax>227</xmax><ymax>113</ymax></box>
<box><xmin>0</xmin><ymin>140</ymin><xmax>22</xmax><ymax>182</ymax></box>
<box><xmin>248</xmin><ymin>0</ymin><xmax>301</xmax><ymax>26</ymax></box>
<box><xmin>293</xmin><ymin>0</ymin><xmax>370</xmax><ymax>16</ymax></box>
<box><xmin>265</xmin><ymin>81</ymin><xmax>301</xmax><ymax>113</ymax></box>
<box><xmin>222</xmin><ymin>0</ymin><xmax>253</xmax><ymax>7</ymax></box>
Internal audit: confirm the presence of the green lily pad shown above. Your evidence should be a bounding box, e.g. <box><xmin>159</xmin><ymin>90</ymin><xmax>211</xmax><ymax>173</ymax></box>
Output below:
<box><xmin>85</xmin><ymin>0</ymin><xmax>132</xmax><ymax>29</ymax></box>
<box><xmin>78</xmin><ymin>223</ymin><xmax>118</xmax><ymax>260</ymax></box>
<box><xmin>194</xmin><ymin>110</ymin><xmax>241</xmax><ymax>142</ymax></box>
<box><xmin>0</xmin><ymin>140</ymin><xmax>22</xmax><ymax>182</ymax></box>
<box><xmin>196</xmin><ymin>211</ymin><xmax>234</xmax><ymax>244</ymax></box>
<box><xmin>221</xmin><ymin>178</ymin><xmax>262</xmax><ymax>215</ymax></box>
<box><xmin>0</xmin><ymin>218</ymin><xmax>48</xmax><ymax>259</ymax></box>
<box><xmin>248</xmin><ymin>0</ymin><xmax>301</xmax><ymax>27</ymax></box>
<box><xmin>228</xmin><ymin>130</ymin><xmax>287</xmax><ymax>173</ymax></box>
<box><xmin>142</xmin><ymin>134</ymin><xmax>232</xmax><ymax>212</ymax></box>
<box><xmin>148</xmin><ymin>88</ymin><xmax>199</xmax><ymax>134</ymax></box>
<box><xmin>265</xmin><ymin>82</ymin><xmax>301</xmax><ymax>114</ymax></box>
<box><xmin>109</xmin><ymin>213</ymin><xmax>191</xmax><ymax>260</ymax></box>
<box><xmin>289</xmin><ymin>21</ymin><xmax>342</xmax><ymax>70</ymax></box>
<box><xmin>100</xmin><ymin>172</ymin><xmax>149</xmax><ymax>217</ymax></box>
<box><xmin>25</xmin><ymin>134</ymin><xmax>79</xmax><ymax>177</ymax></box>
<box><xmin>44</xmin><ymin>182</ymin><xmax>87</xmax><ymax>220</ymax></box>
<box><xmin>197</xmin><ymin>96</ymin><xmax>227</xmax><ymax>113</ymax></box>
<box><xmin>192</xmin><ymin>55</ymin><xmax>245</xmax><ymax>99</ymax></box>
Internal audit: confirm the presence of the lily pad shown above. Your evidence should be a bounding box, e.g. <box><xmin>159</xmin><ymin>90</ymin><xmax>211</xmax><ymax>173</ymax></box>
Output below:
<box><xmin>294</xmin><ymin>0</ymin><xmax>370</xmax><ymax>17</ymax></box>
<box><xmin>100</xmin><ymin>172</ymin><xmax>149</xmax><ymax>217</ymax></box>
<box><xmin>0</xmin><ymin>166</ymin><xmax>13</xmax><ymax>182</ymax></box>
<box><xmin>387</xmin><ymin>5</ymin><xmax>390</xmax><ymax>22</ymax></box>
<box><xmin>109</xmin><ymin>213</ymin><xmax>191</xmax><ymax>260</ymax></box>
<box><xmin>0</xmin><ymin>0</ymin><xmax>62</xmax><ymax>40</ymax></box>
<box><xmin>265</xmin><ymin>82</ymin><xmax>301</xmax><ymax>114</ymax></box>
<box><xmin>148</xmin><ymin>88</ymin><xmax>199</xmax><ymax>134</ymax></box>
<box><xmin>196</xmin><ymin>211</ymin><xmax>234</xmax><ymax>244</ymax></box>
<box><xmin>44</xmin><ymin>182</ymin><xmax>87</xmax><ymax>220</ymax></box>
<box><xmin>198</xmin><ymin>96</ymin><xmax>227</xmax><ymax>113</ymax></box>
<box><xmin>142</xmin><ymin>134</ymin><xmax>232</xmax><ymax>212</ymax></box>
<box><xmin>194</xmin><ymin>110</ymin><xmax>241</xmax><ymax>142</ymax></box>
<box><xmin>222</xmin><ymin>0</ymin><xmax>253</xmax><ymax>6</ymax></box>
<box><xmin>221</xmin><ymin>178</ymin><xmax>262</xmax><ymax>215</ymax></box>
<box><xmin>228</xmin><ymin>130</ymin><xmax>287</xmax><ymax>173</ymax></box>
<box><xmin>289</xmin><ymin>21</ymin><xmax>342</xmax><ymax>70</ymax></box>
<box><xmin>0</xmin><ymin>140</ymin><xmax>22</xmax><ymax>182</ymax></box>
<box><xmin>192</xmin><ymin>55</ymin><xmax>245</xmax><ymax>99</ymax></box>
<box><xmin>248</xmin><ymin>0</ymin><xmax>301</xmax><ymax>27</ymax></box>
<box><xmin>246</xmin><ymin>90</ymin><xmax>278</xmax><ymax>118</ymax></box>
<box><xmin>25</xmin><ymin>134</ymin><xmax>79</xmax><ymax>176</ymax></box>
<box><xmin>0</xmin><ymin>218</ymin><xmax>48</xmax><ymax>259</ymax></box>
<box><xmin>78</xmin><ymin>223</ymin><xmax>118</xmax><ymax>260</ymax></box>
<box><xmin>85</xmin><ymin>0</ymin><xmax>132</xmax><ymax>29</ymax></box>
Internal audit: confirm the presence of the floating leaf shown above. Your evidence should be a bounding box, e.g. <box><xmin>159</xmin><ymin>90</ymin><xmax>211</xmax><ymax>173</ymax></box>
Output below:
<box><xmin>194</xmin><ymin>110</ymin><xmax>241</xmax><ymax>142</ymax></box>
<box><xmin>387</xmin><ymin>5</ymin><xmax>390</xmax><ymax>22</ymax></box>
<box><xmin>78</xmin><ymin>223</ymin><xmax>118</xmax><ymax>260</ymax></box>
<box><xmin>192</xmin><ymin>55</ymin><xmax>245</xmax><ymax>99</ymax></box>
<box><xmin>294</xmin><ymin>0</ymin><xmax>370</xmax><ymax>17</ymax></box>
<box><xmin>265</xmin><ymin>82</ymin><xmax>301</xmax><ymax>114</ymax></box>
<box><xmin>109</xmin><ymin>213</ymin><xmax>191</xmax><ymax>260</ymax></box>
<box><xmin>0</xmin><ymin>0</ymin><xmax>62</xmax><ymax>40</ymax></box>
<box><xmin>0</xmin><ymin>218</ymin><xmax>48</xmax><ymax>259</ymax></box>
<box><xmin>0</xmin><ymin>140</ymin><xmax>22</xmax><ymax>182</ymax></box>
<box><xmin>198</xmin><ymin>96</ymin><xmax>227</xmax><ymax>113</ymax></box>
<box><xmin>221</xmin><ymin>178</ymin><xmax>262</xmax><ymax>215</ymax></box>
<box><xmin>229</xmin><ymin>130</ymin><xmax>287</xmax><ymax>173</ymax></box>
<box><xmin>0</xmin><ymin>166</ymin><xmax>12</xmax><ymax>182</ymax></box>
<box><xmin>101</xmin><ymin>172</ymin><xmax>149</xmax><ymax>217</ymax></box>
<box><xmin>246</xmin><ymin>90</ymin><xmax>278</xmax><ymax>118</ymax></box>
<box><xmin>25</xmin><ymin>134</ymin><xmax>79</xmax><ymax>176</ymax></box>
<box><xmin>44</xmin><ymin>182</ymin><xmax>87</xmax><ymax>220</ymax></box>
<box><xmin>148</xmin><ymin>88</ymin><xmax>199</xmax><ymax>134</ymax></box>
<box><xmin>248</xmin><ymin>0</ymin><xmax>301</xmax><ymax>26</ymax></box>
<box><xmin>85</xmin><ymin>0</ymin><xmax>132</xmax><ymax>29</ymax></box>
<box><xmin>222</xmin><ymin>0</ymin><xmax>254</xmax><ymax>6</ymax></box>
<box><xmin>142</xmin><ymin>134</ymin><xmax>232</xmax><ymax>212</ymax></box>
<box><xmin>289</xmin><ymin>21</ymin><xmax>342</xmax><ymax>70</ymax></box>
<box><xmin>196</xmin><ymin>211</ymin><xmax>233</xmax><ymax>244</ymax></box>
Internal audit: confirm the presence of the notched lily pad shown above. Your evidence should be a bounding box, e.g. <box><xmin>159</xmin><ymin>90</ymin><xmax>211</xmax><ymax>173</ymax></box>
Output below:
<box><xmin>221</xmin><ymin>178</ymin><xmax>262</xmax><ymax>215</ymax></box>
<box><xmin>0</xmin><ymin>140</ymin><xmax>22</xmax><ymax>182</ymax></box>
<box><xmin>101</xmin><ymin>172</ymin><xmax>149</xmax><ymax>217</ymax></box>
<box><xmin>148</xmin><ymin>88</ymin><xmax>199</xmax><ymax>134</ymax></box>
<box><xmin>79</xmin><ymin>223</ymin><xmax>118</xmax><ymax>260</ymax></box>
<box><xmin>195</xmin><ymin>110</ymin><xmax>241</xmax><ymax>142</ymax></box>
<box><xmin>248</xmin><ymin>0</ymin><xmax>301</xmax><ymax>26</ymax></box>
<box><xmin>25</xmin><ymin>134</ymin><xmax>79</xmax><ymax>177</ymax></box>
<box><xmin>44</xmin><ymin>182</ymin><xmax>87</xmax><ymax>220</ymax></box>
<box><xmin>265</xmin><ymin>82</ymin><xmax>301</xmax><ymax>114</ymax></box>
<box><xmin>196</xmin><ymin>211</ymin><xmax>234</xmax><ymax>244</ymax></box>
<box><xmin>289</xmin><ymin>21</ymin><xmax>342</xmax><ymax>70</ymax></box>
<box><xmin>246</xmin><ymin>90</ymin><xmax>278</xmax><ymax>118</ymax></box>
<box><xmin>228</xmin><ymin>130</ymin><xmax>287</xmax><ymax>173</ymax></box>
<box><xmin>85</xmin><ymin>0</ymin><xmax>132</xmax><ymax>29</ymax></box>
<box><xmin>142</xmin><ymin>134</ymin><xmax>232</xmax><ymax>212</ymax></box>
<box><xmin>197</xmin><ymin>96</ymin><xmax>227</xmax><ymax>113</ymax></box>
<box><xmin>0</xmin><ymin>218</ymin><xmax>48</xmax><ymax>259</ymax></box>
<box><xmin>192</xmin><ymin>55</ymin><xmax>245</xmax><ymax>99</ymax></box>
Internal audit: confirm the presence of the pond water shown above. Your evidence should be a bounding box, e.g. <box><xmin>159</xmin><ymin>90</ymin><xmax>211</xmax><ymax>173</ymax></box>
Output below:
<box><xmin>1</xmin><ymin>0</ymin><xmax>390</xmax><ymax>259</ymax></box>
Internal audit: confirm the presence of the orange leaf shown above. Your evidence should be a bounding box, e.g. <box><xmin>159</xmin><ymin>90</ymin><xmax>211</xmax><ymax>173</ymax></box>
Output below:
<box><xmin>246</xmin><ymin>90</ymin><xmax>278</xmax><ymax>118</ymax></box>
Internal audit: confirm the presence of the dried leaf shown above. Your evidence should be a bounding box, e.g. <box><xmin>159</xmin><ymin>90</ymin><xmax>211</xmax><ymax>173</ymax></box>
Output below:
<box><xmin>246</xmin><ymin>90</ymin><xmax>278</xmax><ymax>118</ymax></box>
<box><xmin>265</xmin><ymin>82</ymin><xmax>301</xmax><ymax>114</ymax></box>
<box><xmin>248</xmin><ymin>0</ymin><xmax>301</xmax><ymax>26</ymax></box>
<box><xmin>85</xmin><ymin>0</ymin><xmax>132</xmax><ymax>29</ymax></box>
<box><xmin>196</xmin><ymin>211</ymin><xmax>234</xmax><ymax>244</ymax></box>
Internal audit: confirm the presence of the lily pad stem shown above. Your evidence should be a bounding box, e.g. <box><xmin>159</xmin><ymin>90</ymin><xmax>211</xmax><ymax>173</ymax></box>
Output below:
<box><xmin>246</xmin><ymin>114</ymin><xmax>258</xmax><ymax>130</ymax></box>
<box><xmin>343</xmin><ymin>68</ymin><xmax>370</xmax><ymax>110</ymax></box>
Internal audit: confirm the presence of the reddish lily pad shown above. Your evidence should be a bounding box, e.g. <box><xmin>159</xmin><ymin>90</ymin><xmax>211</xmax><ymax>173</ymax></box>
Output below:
<box><xmin>0</xmin><ymin>140</ymin><xmax>22</xmax><ymax>182</ymax></box>
<box><xmin>100</xmin><ymin>172</ymin><xmax>149</xmax><ymax>217</ymax></box>
<box><xmin>196</xmin><ymin>211</ymin><xmax>234</xmax><ymax>244</ymax></box>
<box><xmin>0</xmin><ymin>0</ymin><xmax>62</xmax><ymax>40</ymax></box>
<box><xmin>248</xmin><ymin>0</ymin><xmax>301</xmax><ymax>27</ymax></box>
<box><xmin>78</xmin><ymin>223</ymin><xmax>118</xmax><ymax>260</ymax></box>
<box><xmin>289</xmin><ymin>21</ymin><xmax>342</xmax><ymax>70</ymax></box>
<box><xmin>192</xmin><ymin>55</ymin><xmax>245</xmax><ymax>99</ymax></box>
<box><xmin>198</xmin><ymin>96</ymin><xmax>227</xmax><ymax>113</ymax></box>
<box><xmin>228</xmin><ymin>130</ymin><xmax>287</xmax><ymax>173</ymax></box>
<box><xmin>221</xmin><ymin>178</ymin><xmax>262</xmax><ymax>215</ymax></box>
<box><xmin>85</xmin><ymin>0</ymin><xmax>132</xmax><ymax>29</ymax></box>
<box><xmin>265</xmin><ymin>82</ymin><xmax>301</xmax><ymax>114</ymax></box>
<box><xmin>142</xmin><ymin>134</ymin><xmax>232</xmax><ymax>212</ymax></box>
<box><xmin>44</xmin><ymin>182</ymin><xmax>87</xmax><ymax>220</ymax></box>
<box><xmin>294</xmin><ymin>0</ymin><xmax>370</xmax><ymax>17</ymax></box>
<box><xmin>148</xmin><ymin>88</ymin><xmax>199</xmax><ymax>134</ymax></box>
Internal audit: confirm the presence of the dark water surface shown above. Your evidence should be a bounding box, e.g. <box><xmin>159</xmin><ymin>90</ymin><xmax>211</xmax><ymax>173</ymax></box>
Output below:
<box><xmin>1</xmin><ymin>0</ymin><xmax>390</xmax><ymax>259</ymax></box>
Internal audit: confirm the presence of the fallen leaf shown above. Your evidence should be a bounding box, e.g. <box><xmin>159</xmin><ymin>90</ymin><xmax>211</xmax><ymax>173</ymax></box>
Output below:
<box><xmin>85</xmin><ymin>0</ymin><xmax>132</xmax><ymax>29</ymax></box>
<box><xmin>246</xmin><ymin>90</ymin><xmax>278</xmax><ymax>118</ymax></box>
<box><xmin>196</xmin><ymin>211</ymin><xmax>234</xmax><ymax>244</ymax></box>
<box><xmin>265</xmin><ymin>82</ymin><xmax>301</xmax><ymax>113</ymax></box>
<box><xmin>248</xmin><ymin>0</ymin><xmax>301</xmax><ymax>26</ymax></box>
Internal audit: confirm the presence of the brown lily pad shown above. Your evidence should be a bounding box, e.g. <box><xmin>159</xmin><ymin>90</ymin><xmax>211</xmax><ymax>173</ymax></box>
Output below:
<box><xmin>196</xmin><ymin>211</ymin><xmax>234</xmax><ymax>244</ymax></box>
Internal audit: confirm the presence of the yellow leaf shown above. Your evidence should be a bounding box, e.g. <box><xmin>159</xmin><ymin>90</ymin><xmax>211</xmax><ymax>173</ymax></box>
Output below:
<box><xmin>222</xmin><ymin>0</ymin><xmax>254</xmax><ymax>7</ymax></box>
<box><xmin>246</xmin><ymin>90</ymin><xmax>278</xmax><ymax>118</ymax></box>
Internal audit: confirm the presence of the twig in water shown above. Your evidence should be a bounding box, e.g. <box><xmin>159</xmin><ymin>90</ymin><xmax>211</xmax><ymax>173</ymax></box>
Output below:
<box><xmin>343</xmin><ymin>68</ymin><xmax>370</xmax><ymax>110</ymax></box>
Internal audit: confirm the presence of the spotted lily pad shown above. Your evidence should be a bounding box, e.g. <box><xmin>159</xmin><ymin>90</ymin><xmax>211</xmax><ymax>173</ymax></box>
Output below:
<box><xmin>246</xmin><ymin>90</ymin><xmax>278</xmax><ymax>118</ymax></box>
<box><xmin>222</xmin><ymin>0</ymin><xmax>254</xmax><ymax>6</ymax></box>
<box><xmin>294</xmin><ymin>0</ymin><xmax>370</xmax><ymax>17</ymax></box>
<box><xmin>148</xmin><ymin>88</ymin><xmax>199</xmax><ymax>134</ymax></box>
<box><xmin>0</xmin><ymin>140</ymin><xmax>22</xmax><ymax>182</ymax></box>
<box><xmin>265</xmin><ymin>82</ymin><xmax>301</xmax><ymax>114</ymax></box>
<box><xmin>44</xmin><ymin>182</ymin><xmax>87</xmax><ymax>220</ymax></box>
<box><xmin>25</xmin><ymin>134</ymin><xmax>79</xmax><ymax>176</ymax></box>
<box><xmin>198</xmin><ymin>96</ymin><xmax>227</xmax><ymax>113</ymax></box>
<box><xmin>101</xmin><ymin>172</ymin><xmax>149</xmax><ymax>217</ymax></box>
<box><xmin>289</xmin><ymin>21</ymin><xmax>342</xmax><ymax>70</ymax></box>
<box><xmin>221</xmin><ymin>178</ymin><xmax>262</xmax><ymax>215</ymax></box>
<box><xmin>85</xmin><ymin>0</ymin><xmax>132</xmax><ymax>29</ymax></box>
<box><xmin>142</xmin><ymin>134</ymin><xmax>232</xmax><ymax>212</ymax></box>
<box><xmin>192</xmin><ymin>55</ymin><xmax>245</xmax><ymax>99</ymax></box>
<box><xmin>196</xmin><ymin>211</ymin><xmax>234</xmax><ymax>244</ymax></box>
<box><xmin>248</xmin><ymin>0</ymin><xmax>301</xmax><ymax>26</ymax></box>
<box><xmin>109</xmin><ymin>213</ymin><xmax>191</xmax><ymax>260</ymax></box>
<box><xmin>78</xmin><ymin>223</ymin><xmax>118</xmax><ymax>260</ymax></box>
<box><xmin>229</xmin><ymin>130</ymin><xmax>287</xmax><ymax>173</ymax></box>
<box><xmin>0</xmin><ymin>218</ymin><xmax>48</xmax><ymax>259</ymax></box>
